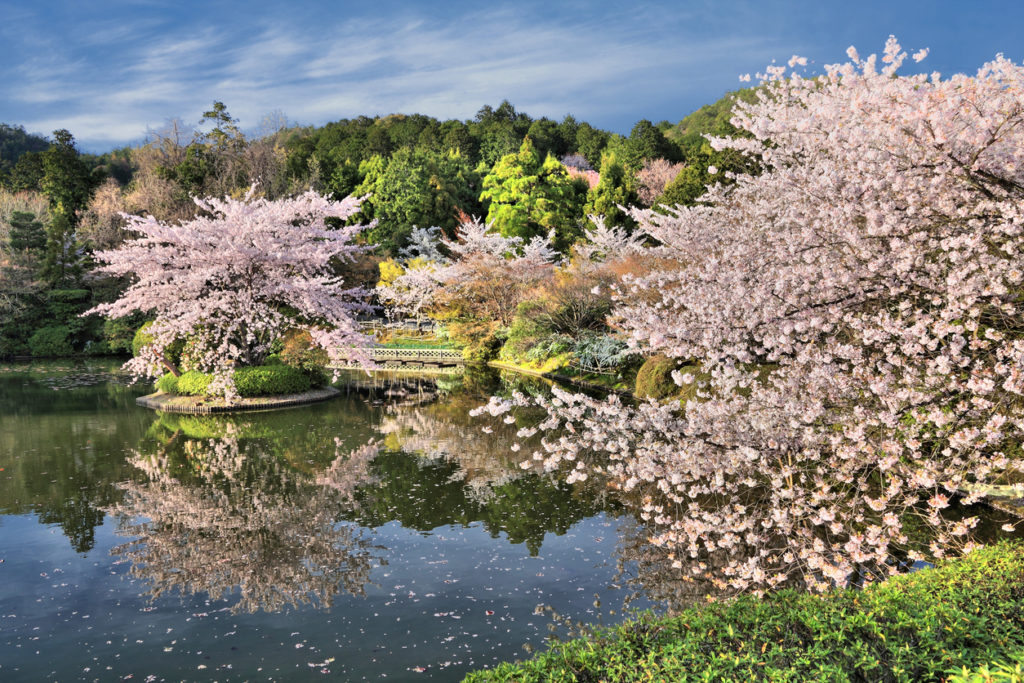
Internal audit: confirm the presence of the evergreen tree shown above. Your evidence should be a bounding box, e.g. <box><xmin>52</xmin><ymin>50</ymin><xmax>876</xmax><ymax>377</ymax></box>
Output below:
<box><xmin>40</xmin><ymin>130</ymin><xmax>95</xmax><ymax>217</ymax></box>
<box><xmin>583</xmin><ymin>152</ymin><xmax>637</xmax><ymax>230</ymax></box>
<box><xmin>574</xmin><ymin>123</ymin><xmax>610</xmax><ymax>170</ymax></box>
<box><xmin>354</xmin><ymin>148</ymin><xmax>481</xmax><ymax>252</ymax></box>
<box><xmin>8</xmin><ymin>211</ymin><xmax>46</xmax><ymax>253</ymax></box>
<box><xmin>41</xmin><ymin>206</ymin><xmax>81</xmax><ymax>286</ymax></box>
<box><xmin>198</xmin><ymin>101</ymin><xmax>243</xmax><ymax>152</ymax></box>
<box><xmin>472</xmin><ymin>101</ymin><xmax>532</xmax><ymax>166</ymax></box>
<box><xmin>9</xmin><ymin>151</ymin><xmax>45</xmax><ymax>192</ymax></box>
<box><xmin>479</xmin><ymin>137</ymin><xmax>586</xmax><ymax>249</ymax></box>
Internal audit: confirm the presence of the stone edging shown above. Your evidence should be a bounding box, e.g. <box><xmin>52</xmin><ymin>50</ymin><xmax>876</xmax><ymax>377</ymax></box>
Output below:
<box><xmin>136</xmin><ymin>386</ymin><xmax>340</xmax><ymax>413</ymax></box>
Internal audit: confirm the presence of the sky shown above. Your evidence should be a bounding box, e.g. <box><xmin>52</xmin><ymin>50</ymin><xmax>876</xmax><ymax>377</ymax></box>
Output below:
<box><xmin>1</xmin><ymin>0</ymin><xmax>1022</xmax><ymax>152</ymax></box>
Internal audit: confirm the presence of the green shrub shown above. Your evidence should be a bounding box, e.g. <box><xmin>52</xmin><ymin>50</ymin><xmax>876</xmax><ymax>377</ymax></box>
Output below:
<box><xmin>175</xmin><ymin>370</ymin><xmax>213</xmax><ymax>396</ymax></box>
<box><xmin>634</xmin><ymin>354</ymin><xmax>678</xmax><ymax>399</ymax></box>
<box><xmin>156</xmin><ymin>373</ymin><xmax>179</xmax><ymax>394</ymax></box>
<box><xmin>130</xmin><ymin>323</ymin><xmax>152</xmax><ymax>357</ymax></box>
<box><xmin>500</xmin><ymin>301</ymin><xmax>549</xmax><ymax>360</ymax></box>
<box><xmin>45</xmin><ymin>289</ymin><xmax>90</xmax><ymax>325</ymax></box>
<box><xmin>465</xmin><ymin>542</ymin><xmax>1024</xmax><ymax>683</ymax></box>
<box><xmin>157</xmin><ymin>365</ymin><xmax>313</xmax><ymax>397</ymax></box>
<box><xmin>27</xmin><ymin>325</ymin><xmax>74</xmax><ymax>356</ymax></box>
<box><xmin>233</xmin><ymin>365</ymin><xmax>310</xmax><ymax>396</ymax></box>
<box><xmin>573</xmin><ymin>332</ymin><xmax>637</xmax><ymax>371</ymax></box>
<box><xmin>949</xmin><ymin>650</ymin><xmax>1024</xmax><ymax>682</ymax></box>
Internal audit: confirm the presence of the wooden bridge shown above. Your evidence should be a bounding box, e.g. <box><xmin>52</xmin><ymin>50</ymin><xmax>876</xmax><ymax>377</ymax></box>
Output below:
<box><xmin>331</xmin><ymin>346</ymin><xmax>465</xmax><ymax>371</ymax></box>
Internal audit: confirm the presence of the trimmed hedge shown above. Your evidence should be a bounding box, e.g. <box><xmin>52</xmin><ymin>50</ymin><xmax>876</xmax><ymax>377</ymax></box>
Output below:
<box><xmin>155</xmin><ymin>365</ymin><xmax>311</xmax><ymax>398</ymax></box>
<box><xmin>176</xmin><ymin>370</ymin><xmax>214</xmax><ymax>396</ymax></box>
<box><xmin>233</xmin><ymin>365</ymin><xmax>310</xmax><ymax>396</ymax></box>
<box><xmin>464</xmin><ymin>542</ymin><xmax>1024</xmax><ymax>683</ymax></box>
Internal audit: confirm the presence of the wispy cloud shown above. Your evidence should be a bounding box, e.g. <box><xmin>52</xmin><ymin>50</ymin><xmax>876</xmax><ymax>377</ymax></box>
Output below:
<box><xmin>8</xmin><ymin>0</ymin><xmax>1007</xmax><ymax>151</ymax></box>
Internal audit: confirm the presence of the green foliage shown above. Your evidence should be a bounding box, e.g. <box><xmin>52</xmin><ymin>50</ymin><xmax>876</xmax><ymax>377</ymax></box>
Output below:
<box><xmin>380</xmin><ymin>337</ymin><xmax>458</xmax><ymax>350</ymax></box>
<box><xmin>949</xmin><ymin>651</ymin><xmax>1024</xmax><ymax>682</ymax></box>
<box><xmin>198</xmin><ymin>101</ymin><xmax>243</xmax><ymax>152</ymax></box>
<box><xmin>525</xmin><ymin>118</ymin><xmax>567</xmax><ymax>160</ymax></box>
<box><xmin>101</xmin><ymin>316</ymin><xmax>142</xmax><ymax>354</ymax></box>
<box><xmin>132</xmin><ymin>321</ymin><xmax>185</xmax><ymax>366</ymax></box>
<box><xmin>472</xmin><ymin>100</ymin><xmax>532</xmax><ymax>166</ymax></box>
<box><xmin>232</xmin><ymin>365</ymin><xmax>311</xmax><ymax>396</ymax></box>
<box><xmin>44</xmin><ymin>288</ymin><xmax>90</xmax><ymax>321</ymax></box>
<box><xmin>466</xmin><ymin>542</ymin><xmax>1024</xmax><ymax>683</ymax></box>
<box><xmin>354</xmin><ymin>147</ymin><xmax>481</xmax><ymax>252</ymax></box>
<box><xmin>7</xmin><ymin>151</ymin><xmax>45</xmax><ymax>192</ymax></box>
<box><xmin>8</xmin><ymin>210</ymin><xmax>46</xmax><ymax>252</ymax></box>
<box><xmin>613</xmin><ymin>119</ymin><xmax>683</xmax><ymax>172</ymax></box>
<box><xmin>325</xmin><ymin>157</ymin><xmax>361</xmax><ymax>199</ymax></box>
<box><xmin>657</xmin><ymin>89</ymin><xmax>761</xmax><ymax>209</ymax></box>
<box><xmin>584</xmin><ymin>152</ymin><xmax>638</xmax><ymax>230</ymax></box>
<box><xmin>175</xmin><ymin>370</ymin><xmax>213</xmax><ymax>396</ymax></box>
<box><xmin>131</xmin><ymin>322</ymin><xmax>154</xmax><ymax>357</ymax></box>
<box><xmin>41</xmin><ymin>208</ymin><xmax>82</xmax><ymax>286</ymax></box>
<box><xmin>480</xmin><ymin>137</ymin><xmax>586</xmax><ymax>249</ymax></box>
<box><xmin>657</xmin><ymin>140</ymin><xmax>759</xmax><ymax>209</ymax></box>
<box><xmin>160</xmin><ymin>365</ymin><xmax>312</xmax><ymax>397</ymax></box>
<box><xmin>11</xmin><ymin>289</ymin><xmax>95</xmax><ymax>356</ymax></box>
<box><xmin>634</xmin><ymin>354</ymin><xmax>679</xmax><ymax>400</ymax></box>
<box><xmin>574</xmin><ymin>123</ymin><xmax>611</xmax><ymax>170</ymax></box>
<box><xmin>499</xmin><ymin>300</ymin><xmax>550</xmax><ymax>360</ymax></box>
<box><xmin>40</xmin><ymin>130</ymin><xmax>96</xmax><ymax>217</ymax></box>
<box><xmin>158</xmin><ymin>143</ymin><xmax>215</xmax><ymax>196</ymax></box>
<box><xmin>666</xmin><ymin>88</ymin><xmax>757</xmax><ymax>157</ymax></box>
<box><xmin>658</xmin><ymin>162</ymin><xmax>712</xmax><ymax>207</ymax></box>
<box><xmin>27</xmin><ymin>325</ymin><xmax>74</xmax><ymax>356</ymax></box>
<box><xmin>0</xmin><ymin>123</ymin><xmax>50</xmax><ymax>178</ymax></box>
<box><xmin>155</xmin><ymin>373</ymin><xmax>179</xmax><ymax>394</ymax></box>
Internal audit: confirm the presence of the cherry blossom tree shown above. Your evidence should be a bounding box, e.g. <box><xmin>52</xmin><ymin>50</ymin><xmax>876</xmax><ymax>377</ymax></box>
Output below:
<box><xmin>378</xmin><ymin>218</ymin><xmax>558</xmax><ymax>326</ymax></box>
<box><xmin>635</xmin><ymin>158</ymin><xmax>683</xmax><ymax>207</ymax></box>
<box><xmin>477</xmin><ymin>39</ymin><xmax>1024</xmax><ymax>593</ymax></box>
<box><xmin>86</xmin><ymin>189</ymin><xmax>375</xmax><ymax>397</ymax></box>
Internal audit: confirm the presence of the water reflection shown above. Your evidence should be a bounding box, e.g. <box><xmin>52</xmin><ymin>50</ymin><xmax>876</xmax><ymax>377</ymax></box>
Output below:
<box><xmin>0</xmin><ymin>362</ymin><xmax>649</xmax><ymax>681</ymax></box>
<box><xmin>106</xmin><ymin>374</ymin><xmax>613</xmax><ymax>613</ymax></box>
<box><xmin>109</xmin><ymin>415</ymin><xmax>383</xmax><ymax>613</ymax></box>
<box><xmin>0</xmin><ymin>362</ymin><xmax>149</xmax><ymax>553</ymax></box>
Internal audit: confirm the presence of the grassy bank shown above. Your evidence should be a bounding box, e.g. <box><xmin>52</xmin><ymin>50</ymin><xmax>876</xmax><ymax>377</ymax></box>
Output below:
<box><xmin>464</xmin><ymin>542</ymin><xmax>1024</xmax><ymax>682</ymax></box>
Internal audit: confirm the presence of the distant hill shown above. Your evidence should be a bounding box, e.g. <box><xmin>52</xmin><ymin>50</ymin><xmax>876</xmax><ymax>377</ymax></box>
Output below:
<box><xmin>665</xmin><ymin>88</ymin><xmax>757</xmax><ymax>155</ymax></box>
<box><xmin>0</xmin><ymin>124</ymin><xmax>49</xmax><ymax>174</ymax></box>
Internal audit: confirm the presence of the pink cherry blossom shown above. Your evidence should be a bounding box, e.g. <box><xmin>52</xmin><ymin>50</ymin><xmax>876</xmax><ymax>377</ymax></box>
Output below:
<box><xmin>87</xmin><ymin>188</ymin><xmax>375</xmax><ymax>397</ymax></box>
<box><xmin>481</xmin><ymin>39</ymin><xmax>1024</xmax><ymax>592</ymax></box>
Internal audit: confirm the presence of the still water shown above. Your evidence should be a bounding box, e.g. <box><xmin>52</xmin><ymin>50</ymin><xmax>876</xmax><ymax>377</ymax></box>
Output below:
<box><xmin>0</xmin><ymin>361</ymin><xmax>650</xmax><ymax>681</ymax></box>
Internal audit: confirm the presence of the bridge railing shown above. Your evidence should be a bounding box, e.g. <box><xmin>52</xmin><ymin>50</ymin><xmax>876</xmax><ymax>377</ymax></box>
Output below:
<box><xmin>330</xmin><ymin>346</ymin><xmax>464</xmax><ymax>368</ymax></box>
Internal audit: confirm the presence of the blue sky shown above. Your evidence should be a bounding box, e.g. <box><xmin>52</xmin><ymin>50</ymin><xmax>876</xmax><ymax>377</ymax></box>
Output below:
<box><xmin>1</xmin><ymin>0</ymin><xmax>1022</xmax><ymax>152</ymax></box>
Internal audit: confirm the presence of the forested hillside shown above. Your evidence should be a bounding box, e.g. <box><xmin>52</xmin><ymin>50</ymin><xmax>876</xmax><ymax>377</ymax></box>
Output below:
<box><xmin>0</xmin><ymin>92</ymin><xmax>751</xmax><ymax>358</ymax></box>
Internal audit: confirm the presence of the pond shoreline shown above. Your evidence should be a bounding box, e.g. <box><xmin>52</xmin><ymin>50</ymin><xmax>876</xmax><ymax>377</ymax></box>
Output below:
<box><xmin>487</xmin><ymin>360</ymin><xmax>635</xmax><ymax>398</ymax></box>
<box><xmin>135</xmin><ymin>386</ymin><xmax>340</xmax><ymax>413</ymax></box>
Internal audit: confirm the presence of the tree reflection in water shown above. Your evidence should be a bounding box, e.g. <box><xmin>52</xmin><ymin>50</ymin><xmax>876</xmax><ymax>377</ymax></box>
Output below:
<box><xmin>370</xmin><ymin>376</ymin><xmax>610</xmax><ymax>555</ymax></box>
<box><xmin>109</xmin><ymin>415</ymin><xmax>383</xmax><ymax>614</ymax></box>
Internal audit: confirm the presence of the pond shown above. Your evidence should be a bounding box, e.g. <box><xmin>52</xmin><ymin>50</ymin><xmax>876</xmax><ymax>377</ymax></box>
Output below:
<box><xmin>0</xmin><ymin>361</ymin><xmax>653</xmax><ymax>681</ymax></box>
